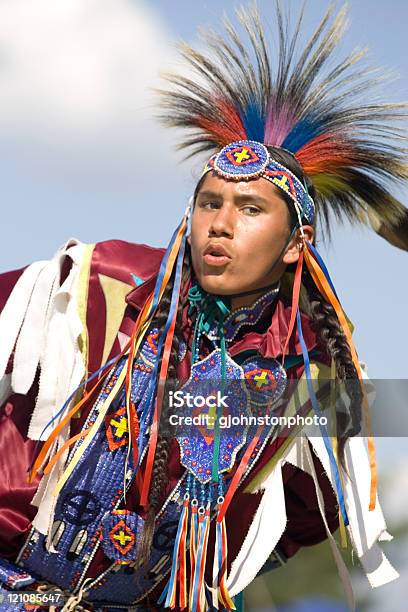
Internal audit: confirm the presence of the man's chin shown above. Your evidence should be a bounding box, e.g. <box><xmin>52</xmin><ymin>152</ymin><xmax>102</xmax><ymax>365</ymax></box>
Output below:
<box><xmin>198</xmin><ymin>275</ymin><xmax>237</xmax><ymax>296</ymax></box>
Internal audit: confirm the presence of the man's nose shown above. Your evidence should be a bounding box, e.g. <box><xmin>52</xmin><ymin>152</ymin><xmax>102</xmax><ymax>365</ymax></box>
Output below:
<box><xmin>208</xmin><ymin>203</ymin><xmax>235</xmax><ymax>238</ymax></box>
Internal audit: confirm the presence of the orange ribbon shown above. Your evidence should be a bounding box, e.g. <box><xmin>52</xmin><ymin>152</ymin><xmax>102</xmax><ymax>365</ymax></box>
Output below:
<box><xmin>43</xmin><ymin>427</ymin><xmax>92</xmax><ymax>476</ymax></box>
<box><xmin>139</xmin><ymin>216</ymin><xmax>188</xmax><ymax>507</ymax></box>
<box><xmin>304</xmin><ymin>243</ymin><xmax>377</xmax><ymax>510</ymax></box>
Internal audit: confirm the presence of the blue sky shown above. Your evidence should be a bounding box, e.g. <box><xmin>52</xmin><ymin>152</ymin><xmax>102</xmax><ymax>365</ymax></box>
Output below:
<box><xmin>1</xmin><ymin>1</ymin><xmax>407</xmax><ymax>382</ymax></box>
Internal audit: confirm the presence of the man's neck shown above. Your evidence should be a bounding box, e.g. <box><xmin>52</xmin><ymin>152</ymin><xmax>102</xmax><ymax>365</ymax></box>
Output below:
<box><xmin>230</xmin><ymin>290</ymin><xmax>268</xmax><ymax>310</ymax></box>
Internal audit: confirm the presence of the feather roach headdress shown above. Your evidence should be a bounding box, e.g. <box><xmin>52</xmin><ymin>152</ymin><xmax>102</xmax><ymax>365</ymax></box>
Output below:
<box><xmin>158</xmin><ymin>2</ymin><xmax>408</xmax><ymax>248</ymax></box>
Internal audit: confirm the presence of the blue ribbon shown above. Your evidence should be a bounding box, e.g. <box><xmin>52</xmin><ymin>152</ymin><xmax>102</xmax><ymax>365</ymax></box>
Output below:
<box><xmin>306</xmin><ymin>241</ymin><xmax>339</xmax><ymax>300</ymax></box>
<box><xmin>296</xmin><ymin>308</ymin><xmax>349</xmax><ymax>526</ymax></box>
<box><xmin>148</xmin><ymin>217</ymin><xmax>185</xmax><ymax>319</ymax></box>
<box><xmin>135</xmin><ymin>225</ymin><xmax>188</xmax><ymax>467</ymax></box>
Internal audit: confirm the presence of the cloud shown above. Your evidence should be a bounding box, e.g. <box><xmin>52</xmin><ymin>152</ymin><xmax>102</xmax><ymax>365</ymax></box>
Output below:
<box><xmin>0</xmin><ymin>0</ymin><xmax>189</xmax><ymax>195</ymax></box>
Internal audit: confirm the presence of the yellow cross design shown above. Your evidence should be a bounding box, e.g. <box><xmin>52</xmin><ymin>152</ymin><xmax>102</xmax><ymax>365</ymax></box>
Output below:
<box><xmin>110</xmin><ymin>417</ymin><xmax>128</xmax><ymax>438</ymax></box>
<box><xmin>234</xmin><ymin>148</ymin><xmax>250</xmax><ymax>164</ymax></box>
<box><xmin>272</xmin><ymin>175</ymin><xmax>290</xmax><ymax>192</ymax></box>
<box><xmin>113</xmin><ymin>530</ymin><xmax>132</xmax><ymax>547</ymax></box>
<box><xmin>253</xmin><ymin>371</ymin><xmax>269</xmax><ymax>388</ymax></box>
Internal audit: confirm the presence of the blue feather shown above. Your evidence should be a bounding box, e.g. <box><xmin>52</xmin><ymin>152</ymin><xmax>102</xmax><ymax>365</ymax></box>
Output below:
<box><xmin>240</xmin><ymin>99</ymin><xmax>265</xmax><ymax>142</ymax></box>
<box><xmin>282</xmin><ymin>116</ymin><xmax>322</xmax><ymax>152</ymax></box>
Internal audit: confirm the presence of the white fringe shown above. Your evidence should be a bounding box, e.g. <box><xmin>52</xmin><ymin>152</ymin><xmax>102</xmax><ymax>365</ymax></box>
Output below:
<box><xmin>0</xmin><ymin>238</ymin><xmax>87</xmax><ymax>441</ymax></box>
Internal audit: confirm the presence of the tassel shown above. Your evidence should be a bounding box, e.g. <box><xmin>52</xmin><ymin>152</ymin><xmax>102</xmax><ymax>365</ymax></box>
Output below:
<box><xmin>213</xmin><ymin>494</ymin><xmax>235</xmax><ymax>611</ymax></box>
<box><xmin>211</xmin><ymin>511</ymin><xmax>220</xmax><ymax>610</ymax></box>
<box><xmin>218</xmin><ymin>516</ymin><xmax>235</xmax><ymax>610</ymax></box>
<box><xmin>189</xmin><ymin>499</ymin><xmax>199</xmax><ymax>611</ymax></box>
<box><xmin>192</xmin><ymin>515</ymin><xmax>203</xmax><ymax>612</ymax></box>
<box><xmin>178</xmin><ymin>498</ymin><xmax>189</xmax><ymax>610</ymax></box>
<box><xmin>164</xmin><ymin>493</ymin><xmax>190</xmax><ymax>609</ymax></box>
<box><xmin>190</xmin><ymin>502</ymin><xmax>211</xmax><ymax>612</ymax></box>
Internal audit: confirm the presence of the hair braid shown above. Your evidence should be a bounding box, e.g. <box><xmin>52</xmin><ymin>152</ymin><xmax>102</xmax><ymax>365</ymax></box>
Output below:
<box><xmin>262</xmin><ymin>145</ymin><xmax>362</xmax><ymax>466</ymax></box>
<box><xmin>137</xmin><ymin>252</ymin><xmax>192</xmax><ymax>565</ymax></box>
<box><xmin>302</xmin><ymin>267</ymin><xmax>362</xmax><ymax>466</ymax></box>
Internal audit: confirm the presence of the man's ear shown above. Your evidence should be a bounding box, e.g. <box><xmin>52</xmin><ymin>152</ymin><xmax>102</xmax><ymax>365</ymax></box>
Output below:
<box><xmin>282</xmin><ymin>225</ymin><xmax>314</xmax><ymax>265</ymax></box>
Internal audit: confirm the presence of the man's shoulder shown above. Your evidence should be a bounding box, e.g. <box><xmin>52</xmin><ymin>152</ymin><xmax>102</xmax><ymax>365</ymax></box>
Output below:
<box><xmin>90</xmin><ymin>239</ymin><xmax>165</xmax><ymax>285</ymax></box>
<box><xmin>0</xmin><ymin>239</ymin><xmax>165</xmax><ymax>312</ymax></box>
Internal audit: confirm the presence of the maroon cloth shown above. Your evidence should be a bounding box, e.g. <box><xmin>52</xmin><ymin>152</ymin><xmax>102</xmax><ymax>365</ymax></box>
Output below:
<box><xmin>227</xmin><ymin>300</ymin><xmax>317</xmax><ymax>359</ymax></box>
<box><xmin>0</xmin><ymin>267</ymin><xmax>26</xmax><ymax>312</ymax></box>
<box><xmin>0</xmin><ymin>380</ymin><xmax>43</xmax><ymax>559</ymax></box>
<box><xmin>0</xmin><ymin>240</ymin><xmax>339</xmax><ymax>588</ymax></box>
<box><xmin>86</xmin><ymin>240</ymin><xmax>165</xmax><ymax>374</ymax></box>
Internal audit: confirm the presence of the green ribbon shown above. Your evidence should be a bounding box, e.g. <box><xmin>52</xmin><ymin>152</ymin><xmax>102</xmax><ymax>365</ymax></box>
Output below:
<box><xmin>188</xmin><ymin>285</ymin><xmax>231</xmax><ymax>483</ymax></box>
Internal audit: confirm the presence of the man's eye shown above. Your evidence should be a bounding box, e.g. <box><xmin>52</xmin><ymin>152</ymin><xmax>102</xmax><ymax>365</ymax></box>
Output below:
<box><xmin>199</xmin><ymin>201</ymin><xmax>220</xmax><ymax>209</ymax></box>
<box><xmin>242</xmin><ymin>206</ymin><xmax>261</xmax><ymax>215</ymax></box>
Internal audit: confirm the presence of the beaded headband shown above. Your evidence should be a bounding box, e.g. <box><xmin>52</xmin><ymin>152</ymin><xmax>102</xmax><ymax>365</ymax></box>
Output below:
<box><xmin>201</xmin><ymin>139</ymin><xmax>315</xmax><ymax>224</ymax></box>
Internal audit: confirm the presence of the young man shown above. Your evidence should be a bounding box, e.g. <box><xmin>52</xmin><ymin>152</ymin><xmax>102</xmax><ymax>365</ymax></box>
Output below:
<box><xmin>0</xmin><ymin>3</ymin><xmax>406</xmax><ymax>611</ymax></box>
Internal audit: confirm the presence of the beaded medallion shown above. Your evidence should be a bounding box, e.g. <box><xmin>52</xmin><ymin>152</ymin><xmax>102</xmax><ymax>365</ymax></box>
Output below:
<box><xmin>175</xmin><ymin>348</ymin><xmax>250</xmax><ymax>483</ymax></box>
<box><xmin>214</xmin><ymin>140</ymin><xmax>270</xmax><ymax>179</ymax></box>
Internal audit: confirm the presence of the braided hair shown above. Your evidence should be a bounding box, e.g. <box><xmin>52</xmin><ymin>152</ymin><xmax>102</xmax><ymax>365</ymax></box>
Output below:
<box><xmin>136</xmin><ymin>252</ymin><xmax>192</xmax><ymax>565</ymax></box>
<box><xmin>301</xmin><ymin>270</ymin><xmax>362</xmax><ymax>464</ymax></box>
<box><xmin>266</xmin><ymin>146</ymin><xmax>362</xmax><ymax>466</ymax></box>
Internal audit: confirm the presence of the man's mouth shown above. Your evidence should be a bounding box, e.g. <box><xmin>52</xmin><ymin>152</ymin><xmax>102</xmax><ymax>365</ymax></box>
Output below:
<box><xmin>203</xmin><ymin>244</ymin><xmax>232</xmax><ymax>267</ymax></box>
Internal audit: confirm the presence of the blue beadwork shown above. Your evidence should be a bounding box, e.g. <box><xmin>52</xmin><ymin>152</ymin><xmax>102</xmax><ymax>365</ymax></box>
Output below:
<box><xmin>241</xmin><ymin>355</ymin><xmax>287</xmax><ymax>407</ymax></box>
<box><xmin>0</xmin><ymin>558</ymin><xmax>35</xmax><ymax>589</ymax></box>
<box><xmin>202</xmin><ymin>139</ymin><xmax>315</xmax><ymax>224</ymax></box>
<box><xmin>214</xmin><ymin>140</ymin><xmax>270</xmax><ymax>178</ymax></box>
<box><xmin>206</xmin><ymin>285</ymin><xmax>279</xmax><ymax>344</ymax></box>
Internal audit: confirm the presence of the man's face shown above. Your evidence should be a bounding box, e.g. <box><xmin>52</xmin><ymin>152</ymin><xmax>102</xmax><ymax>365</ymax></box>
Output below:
<box><xmin>189</xmin><ymin>172</ymin><xmax>295</xmax><ymax>295</ymax></box>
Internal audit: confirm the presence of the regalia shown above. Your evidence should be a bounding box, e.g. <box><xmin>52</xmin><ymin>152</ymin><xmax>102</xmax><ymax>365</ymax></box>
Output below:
<box><xmin>0</xmin><ymin>2</ymin><xmax>407</xmax><ymax>611</ymax></box>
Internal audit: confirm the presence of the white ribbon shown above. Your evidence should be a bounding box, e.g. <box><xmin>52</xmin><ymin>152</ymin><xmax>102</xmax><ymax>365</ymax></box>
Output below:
<box><xmin>0</xmin><ymin>238</ymin><xmax>86</xmax><ymax>442</ymax></box>
<box><xmin>306</xmin><ymin>427</ymin><xmax>399</xmax><ymax>589</ymax></box>
<box><xmin>227</xmin><ymin>459</ymin><xmax>286</xmax><ymax>596</ymax></box>
<box><xmin>0</xmin><ymin>260</ymin><xmax>48</xmax><ymax>380</ymax></box>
